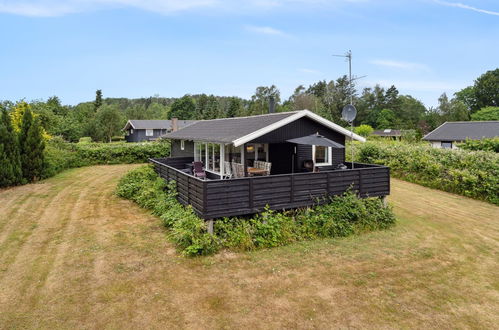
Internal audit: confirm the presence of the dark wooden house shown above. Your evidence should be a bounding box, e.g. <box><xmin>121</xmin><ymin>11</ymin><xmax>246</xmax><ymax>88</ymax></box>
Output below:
<box><xmin>151</xmin><ymin>110</ymin><xmax>390</xmax><ymax>220</ymax></box>
<box><xmin>123</xmin><ymin>119</ymin><xmax>198</xmax><ymax>142</ymax></box>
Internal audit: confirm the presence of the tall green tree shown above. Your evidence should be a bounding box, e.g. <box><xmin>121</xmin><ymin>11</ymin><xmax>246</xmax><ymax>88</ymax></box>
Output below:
<box><xmin>19</xmin><ymin>108</ymin><xmax>45</xmax><ymax>182</ymax></box>
<box><xmin>226</xmin><ymin>97</ymin><xmax>241</xmax><ymax>118</ymax></box>
<box><xmin>203</xmin><ymin>95</ymin><xmax>219</xmax><ymax>119</ymax></box>
<box><xmin>169</xmin><ymin>95</ymin><xmax>196</xmax><ymax>119</ymax></box>
<box><xmin>94</xmin><ymin>89</ymin><xmax>103</xmax><ymax>111</ymax></box>
<box><xmin>376</xmin><ymin>109</ymin><xmax>396</xmax><ymax>129</ymax></box>
<box><xmin>94</xmin><ymin>105</ymin><xmax>123</xmax><ymax>142</ymax></box>
<box><xmin>471</xmin><ymin>106</ymin><xmax>499</xmax><ymax>121</ymax></box>
<box><xmin>248</xmin><ymin>85</ymin><xmax>281</xmax><ymax>116</ymax></box>
<box><xmin>0</xmin><ymin>109</ymin><xmax>22</xmax><ymax>186</ymax></box>
<box><xmin>455</xmin><ymin>68</ymin><xmax>499</xmax><ymax>113</ymax></box>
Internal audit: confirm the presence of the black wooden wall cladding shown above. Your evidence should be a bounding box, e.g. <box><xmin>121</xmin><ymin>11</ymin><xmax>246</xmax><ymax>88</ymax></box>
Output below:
<box><xmin>151</xmin><ymin>158</ymin><xmax>389</xmax><ymax>220</ymax></box>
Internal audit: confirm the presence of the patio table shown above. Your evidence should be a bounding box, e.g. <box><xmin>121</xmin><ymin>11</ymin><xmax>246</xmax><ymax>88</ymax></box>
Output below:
<box><xmin>247</xmin><ymin>167</ymin><xmax>268</xmax><ymax>176</ymax></box>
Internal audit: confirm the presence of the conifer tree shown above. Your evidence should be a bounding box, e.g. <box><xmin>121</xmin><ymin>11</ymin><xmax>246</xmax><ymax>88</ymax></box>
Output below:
<box><xmin>94</xmin><ymin>89</ymin><xmax>103</xmax><ymax>111</ymax></box>
<box><xmin>19</xmin><ymin>108</ymin><xmax>45</xmax><ymax>182</ymax></box>
<box><xmin>0</xmin><ymin>109</ymin><xmax>22</xmax><ymax>186</ymax></box>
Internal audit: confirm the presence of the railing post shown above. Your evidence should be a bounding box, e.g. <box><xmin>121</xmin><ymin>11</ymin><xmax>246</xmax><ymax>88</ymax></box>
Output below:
<box><xmin>358</xmin><ymin>169</ymin><xmax>363</xmax><ymax>196</ymax></box>
<box><xmin>249</xmin><ymin>178</ymin><xmax>254</xmax><ymax>211</ymax></box>
<box><xmin>290</xmin><ymin>175</ymin><xmax>294</xmax><ymax>203</ymax></box>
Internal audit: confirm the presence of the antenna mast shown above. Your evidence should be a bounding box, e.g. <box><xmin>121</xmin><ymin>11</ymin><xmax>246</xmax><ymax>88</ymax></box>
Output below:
<box><xmin>333</xmin><ymin>50</ymin><xmax>353</xmax><ymax>105</ymax></box>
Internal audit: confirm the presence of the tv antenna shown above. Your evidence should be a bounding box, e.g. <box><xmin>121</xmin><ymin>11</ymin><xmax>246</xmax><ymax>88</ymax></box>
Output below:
<box><xmin>333</xmin><ymin>50</ymin><xmax>365</xmax><ymax>169</ymax></box>
<box><xmin>332</xmin><ymin>50</ymin><xmax>366</xmax><ymax>106</ymax></box>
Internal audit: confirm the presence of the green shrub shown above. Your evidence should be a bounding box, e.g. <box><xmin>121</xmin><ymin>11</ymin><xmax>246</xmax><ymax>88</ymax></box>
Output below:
<box><xmin>78</xmin><ymin>137</ymin><xmax>92</xmax><ymax>144</ymax></box>
<box><xmin>354</xmin><ymin>124</ymin><xmax>373</xmax><ymax>137</ymax></box>
<box><xmin>458</xmin><ymin>138</ymin><xmax>499</xmax><ymax>153</ymax></box>
<box><xmin>356</xmin><ymin>142</ymin><xmax>499</xmax><ymax>205</ymax></box>
<box><xmin>116</xmin><ymin>166</ymin><xmax>396</xmax><ymax>256</ymax></box>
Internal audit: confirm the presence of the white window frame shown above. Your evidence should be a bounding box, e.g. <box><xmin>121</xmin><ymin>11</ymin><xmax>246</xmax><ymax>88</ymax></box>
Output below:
<box><xmin>130</xmin><ymin>129</ymin><xmax>134</xmax><ymax>134</ymax></box>
<box><xmin>312</xmin><ymin>145</ymin><xmax>332</xmax><ymax>166</ymax></box>
<box><xmin>145</xmin><ymin>129</ymin><xmax>154</xmax><ymax>137</ymax></box>
<box><xmin>180</xmin><ymin>140</ymin><xmax>185</xmax><ymax>150</ymax></box>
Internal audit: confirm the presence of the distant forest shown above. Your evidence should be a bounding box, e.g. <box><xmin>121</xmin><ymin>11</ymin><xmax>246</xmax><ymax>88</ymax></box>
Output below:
<box><xmin>1</xmin><ymin>68</ymin><xmax>497</xmax><ymax>143</ymax></box>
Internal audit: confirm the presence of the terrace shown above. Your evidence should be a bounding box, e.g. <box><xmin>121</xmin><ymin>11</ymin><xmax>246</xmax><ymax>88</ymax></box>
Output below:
<box><xmin>151</xmin><ymin>110</ymin><xmax>390</xmax><ymax>219</ymax></box>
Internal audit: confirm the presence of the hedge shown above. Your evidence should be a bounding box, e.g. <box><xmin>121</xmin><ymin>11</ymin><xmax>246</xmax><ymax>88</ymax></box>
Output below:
<box><xmin>43</xmin><ymin>138</ymin><xmax>170</xmax><ymax>178</ymax></box>
<box><xmin>116</xmin><ymin>165</ymin><xmax>396</xmax><ymax>256</ymax></box>
<box><xmin>355</xmin><ymin>142</ymin><xmax>499</xmax><ymax>205</ymax></box>
<box><xmin>458</xmin><ymin>138</ymin><xmax>499</xmax><ymax>153</ymax></box>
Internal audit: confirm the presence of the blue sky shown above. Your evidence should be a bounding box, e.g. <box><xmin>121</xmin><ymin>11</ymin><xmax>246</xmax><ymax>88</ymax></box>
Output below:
<box><xmin>0</xmin><ymin>0</ymin><xmax>498</xmax><ymax>107</ymax></box>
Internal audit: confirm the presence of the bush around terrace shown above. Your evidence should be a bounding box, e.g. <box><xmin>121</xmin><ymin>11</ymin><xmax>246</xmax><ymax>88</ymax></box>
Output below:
<box><xmin>356</xmin><ymin>142</ymin><xmax>499</xmax><ymax>205</ymax></box>
<box><xmin>116</xmin><ymin>165</ymin><xmax>396</xmax><ymax>256</ymax></box>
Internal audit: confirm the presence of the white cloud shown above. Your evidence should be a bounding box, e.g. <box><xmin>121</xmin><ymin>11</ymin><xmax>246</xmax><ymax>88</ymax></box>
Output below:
<box><xmin>433</xmin><ymin>0</ymin><xmax>499</xmax><ymax>16</ymax></box>
<box><xmin>0</xmin><ymin>0</ymin><xmax>218</xmax><ymax>17</ymax></box>
<box><xmin>370</xmin><ymin>59</ymin><xmax>430</xmax><ymax>72</ymax></box>
<box><xmin>244</xmin><ymin>25</ymin><xmax>287</xmax><ymax>36</ymax></box>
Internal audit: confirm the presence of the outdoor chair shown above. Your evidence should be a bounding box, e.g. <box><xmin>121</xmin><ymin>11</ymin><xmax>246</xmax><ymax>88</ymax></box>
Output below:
<box><xmin>192</xmin><ymin>161</ymin><xmax>207</xmax><ymax>179</ymax></box>
<box><xmin>224</xmin><ymin>161</ymin><xmax>233</xmax><ymax>179</ymax></box>
<box><xmin>303</xmin><ymin>160</ymin><xmax>315</xmax><ymax>172</ymax></box>
<box><xmin>263</xmin><ymin>161</ymin><xmax>271</xmax><ymax>175</ymax></box>
<box><xmin>232</xmin><ymin>163</ymin><xmax>245</xmax><ymax>178</ymax></box>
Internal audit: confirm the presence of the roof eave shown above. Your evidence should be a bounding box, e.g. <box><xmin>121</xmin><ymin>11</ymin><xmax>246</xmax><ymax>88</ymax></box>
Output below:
<box><xmin>232</xmin><ymin>110</ymin><xmax>366</xmax><ymax>147</ymax></box>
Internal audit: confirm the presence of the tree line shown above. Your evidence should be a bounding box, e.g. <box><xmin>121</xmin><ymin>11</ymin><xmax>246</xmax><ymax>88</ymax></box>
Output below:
<box><xmin>1</xmin><ymin>68</ymin><xmax>497</xmax><ymax>143</ymax></box>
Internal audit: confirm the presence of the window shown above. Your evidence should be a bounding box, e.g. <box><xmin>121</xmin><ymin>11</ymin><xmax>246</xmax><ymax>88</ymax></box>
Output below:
<box><xmin>130</xmin><ymin>129</ymin><xmax>134</xmax><ymax>134</ymax></box>
<box><xmin>246</xmin><ymin>143</ymin><xmax>268</xmax><ymax>163</ymax></box>
<box><xmin>313</xmin><ymin>146</ymin><xmax>332</xmax><ymax>165</ymax></box>
<box><xmin>180</xmin><ymin>140</ymin><xmax>185</xmax><ymax>150</ymax></box>
<box><xmin>441</xmin><ymin>141</ymin><xmax>452</xmax><ymax>149</ymax></box>
<box><xmin>145</xmin><ymin>129</ymin><xmax>153</xmax><ymax>137</ymax></box>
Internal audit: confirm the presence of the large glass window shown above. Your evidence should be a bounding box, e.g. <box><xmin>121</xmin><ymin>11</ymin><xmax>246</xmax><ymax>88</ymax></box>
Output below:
<box><xmin>314</xmin><ymin>146</ymin><xmax>331</xmax><ymax>165</ymax></box>
<box><xmin>246</xmin><ymin>143</ymin><xmax>268</xmax><ymax>164</ymax></box>
<box><xmin>145</xmin><ymin>129</ymin><xmax>153</xmax><ymax>136</ymax></box>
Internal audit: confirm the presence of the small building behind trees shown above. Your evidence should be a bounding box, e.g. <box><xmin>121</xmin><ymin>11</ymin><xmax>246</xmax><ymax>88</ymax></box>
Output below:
<box><xmin>423</xmin><ymin>121</ymin><xmax>499</xmax><ymax>149</ymax></box>
<box><xmin>123</xmin><ymin>119</ymin><xmax>198</xmax><ymax>142</ymax></box>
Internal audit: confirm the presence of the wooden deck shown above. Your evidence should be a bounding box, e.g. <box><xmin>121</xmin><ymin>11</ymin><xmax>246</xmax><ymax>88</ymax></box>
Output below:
<box><xmin>150</xmin><ymin>157</ymin><xmax>390</xmax><ymax>219</ymax></box>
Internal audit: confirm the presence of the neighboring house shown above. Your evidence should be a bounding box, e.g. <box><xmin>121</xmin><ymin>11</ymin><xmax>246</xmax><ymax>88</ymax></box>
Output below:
<box><xmin>423</xmin><ymin>121</ymin><xmax>499</xmax><ymax>149</ymax></box>
<box><xmin>151</xmin><ymin>110</ymin><xmax>391</xmax><ymax>220</ymax></box>
<box><xmin>123</xmin><ymin>119</ymin><xmax>198</xmax><ymax>142</ymax></box>
<box><xmin>372</xmin><ymin>129</ymin><xmax>402</xmax><ymax>139</ymax></box>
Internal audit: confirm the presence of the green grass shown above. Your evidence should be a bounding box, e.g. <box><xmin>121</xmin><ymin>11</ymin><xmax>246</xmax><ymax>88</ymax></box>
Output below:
<box><xmin>0</xmin><ymin>165</ymin><xmax>497</xmax><ymax>329</ymax></box>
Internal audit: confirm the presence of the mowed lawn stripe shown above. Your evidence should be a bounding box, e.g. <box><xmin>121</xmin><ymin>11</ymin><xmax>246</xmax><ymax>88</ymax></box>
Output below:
<box><xmin>0</xmin><ymin>165</ymin><xmax>497</xmax><ymax>329</ymax></box>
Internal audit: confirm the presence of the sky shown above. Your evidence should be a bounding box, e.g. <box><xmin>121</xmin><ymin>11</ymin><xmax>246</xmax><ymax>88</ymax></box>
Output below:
<box><xmin>0</xmin><ymin>0</ymin><xmax>498</xmax><ymax>108</ymax></box>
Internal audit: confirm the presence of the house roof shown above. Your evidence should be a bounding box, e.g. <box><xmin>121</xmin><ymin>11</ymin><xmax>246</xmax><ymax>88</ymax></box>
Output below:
<box><xmin>123</xmin><ymin>120</ymin><xmax>198</xmax><ymax>130</ymax></box>
<box><xmin>162</xmin><ymin>110</ymin><xmax>366</xmax><ymax>146</ymax></box>
<box><xmin>372</xmin><ymin>129</ymin><xmax>402</xmax><ymax>137</ymax></box>
<box><xmin>423</xmin><ymin>121</ymin><xmax>499</xmax><ymax>141</ymax></box>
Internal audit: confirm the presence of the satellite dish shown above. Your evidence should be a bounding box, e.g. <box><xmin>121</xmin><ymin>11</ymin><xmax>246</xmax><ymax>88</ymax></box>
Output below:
<box><xmin>342</xmin><ymin>104</ymin><xmax>357</xmax><ymax>123</ymax></box>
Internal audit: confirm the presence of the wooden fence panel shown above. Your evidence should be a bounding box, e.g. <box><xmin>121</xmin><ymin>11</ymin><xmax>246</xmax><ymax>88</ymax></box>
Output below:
<box><xmin>150</xmin><ymin>158</ymin><xmax>390</xmax><ymax>219</ymax></box>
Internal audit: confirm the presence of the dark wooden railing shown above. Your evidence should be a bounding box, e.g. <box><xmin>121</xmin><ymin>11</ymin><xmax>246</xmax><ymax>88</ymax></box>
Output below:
<box><xmin>150</xmin><ymin>158</ymin><xmax>390</xmax><ymax>219</ymax></box>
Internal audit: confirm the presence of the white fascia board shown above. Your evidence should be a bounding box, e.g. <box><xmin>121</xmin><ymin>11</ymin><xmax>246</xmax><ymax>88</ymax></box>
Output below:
<box><xmin>122</xmin><ymin>120</ymin><xmax>135</xmax><ymax>131</ymax></box>
<box><xmin>302</xmin><ymin>110</ymin><xmax>366</xmax><ymax>142</ymax></box>
<box><xmin>232</xmin><ymin>110</ymin><xmax>366</xmax><ymax>147</ymax></box>
<box><xmin>233</xmin><ymin>112</ymin><xmax>306</xmax><ymax>147</ymax></box>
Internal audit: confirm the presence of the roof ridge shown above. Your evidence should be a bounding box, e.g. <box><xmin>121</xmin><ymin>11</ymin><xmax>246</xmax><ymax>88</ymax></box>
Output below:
<box><xmin>196</xmin><ymin>110</ymin><xmax>302</xmax><ymax>122</ymax></box>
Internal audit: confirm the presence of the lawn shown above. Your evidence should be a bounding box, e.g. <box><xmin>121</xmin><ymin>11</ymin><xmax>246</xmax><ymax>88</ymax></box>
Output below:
<box><xmin>0</xmin><ymin>164</ymin><xmax>497</xmax><ymax>329</ymax></box>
